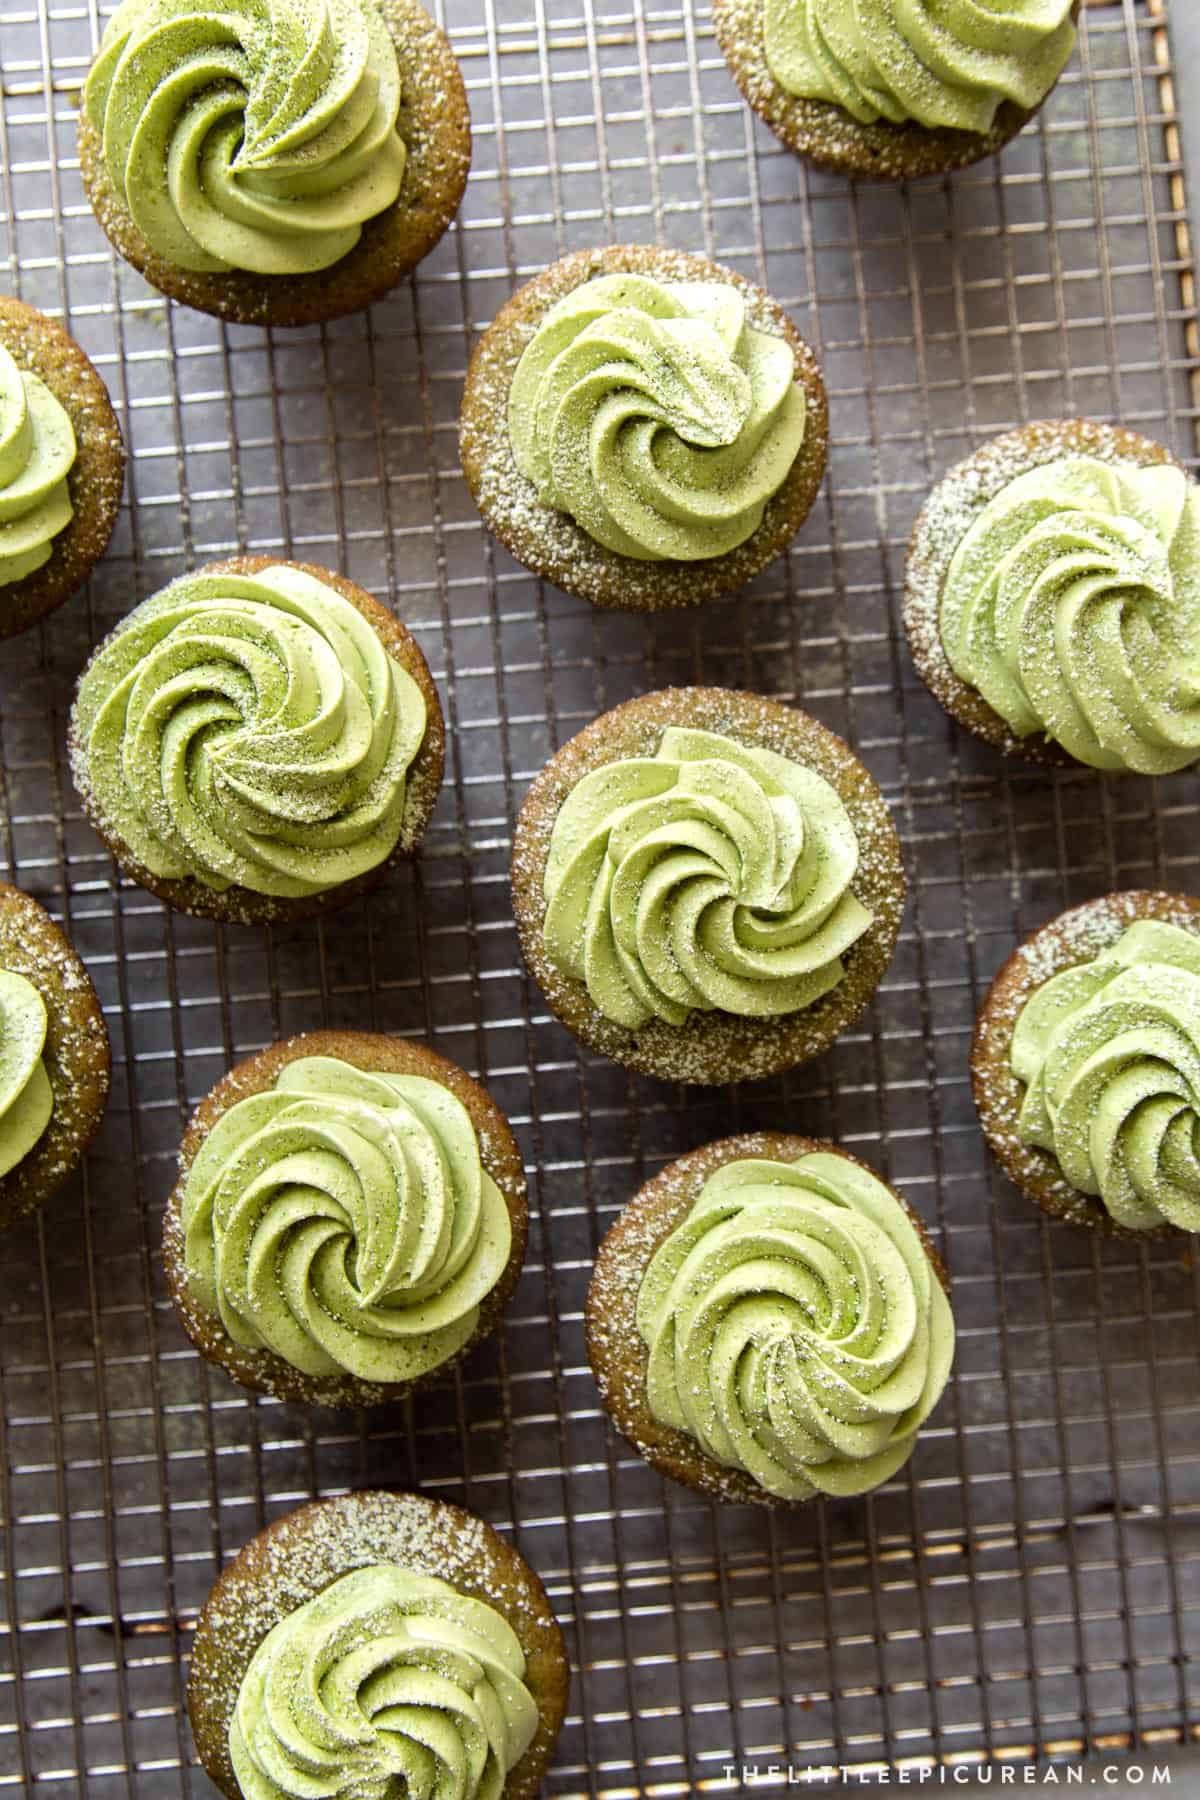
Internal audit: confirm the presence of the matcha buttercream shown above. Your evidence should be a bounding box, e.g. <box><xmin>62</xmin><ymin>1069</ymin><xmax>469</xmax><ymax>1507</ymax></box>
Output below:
<box><xmin>83</xmin><ymin>0</ymin><xmax>407</xmax><ymax>277</ymax></box>
<box><xmin>0</xmin><ymin>343</ymin><xmax>76</xmax><ymax>588</ymax></box>
<box><xmin>0</xmin><ymin>970</ymin><xmax>54</xmax><ymax>1180</ymax></box>
<box><xmin>180</xmin><ymin>1055</ymin><xmax>514</xmax><ymax>1383</ymax></box>
<box><xmin>508</xmin><ymin>273</ymin><xmax>807</xmax><ymax>562</ymax></box>
<box><xmin>764</xmin><ymin>0</ymin><xmax>1076</xmax><ymax>135</ymax></box>
<box><xmin>229</xmin><ymin>1562</ymin><xmax>540</xmax><ymax>1800</ymax></box>
<box><xmin>637</xmin><ymin>1152</ymin><xmax>955</xmax><ymax>1500</ymax></box>
<box><xmin>1011</xmin><ymin>919</ymin><xmax>1200</xmax><ymax>1232</ymax></box>
<box><xmin>541</xmin><ymin>725</ymin><xmax>872</xmax><ymax>1028</ymax></box>
<box><xmin>70</xmin><ymin>562</ymin><xmax>427</xmax><ymax>899</ymax></box>
<box><xmin>939</xmin><ymin>454</ymin><xmax>1200</xmax><ymax>773</ymax></box>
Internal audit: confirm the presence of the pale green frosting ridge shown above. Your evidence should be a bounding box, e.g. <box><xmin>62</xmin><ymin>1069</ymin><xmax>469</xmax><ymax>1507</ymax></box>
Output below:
<box><xmin>940</xmin><ymin>455</ymin><xmax>1200</xmax><ymax>774</ymax></box>
<box><xmin>0</xmin><ymin>344</ymin><xmax>75</xmax><ymax>588</ymax></box>
<box><xmin>71</xmin><ymin>562</ymin><xmax>427</xmax><ymax>899</ymax></box>
<box><xmin>230</xmin><ymin>1563</ymin><xmax>539</xmax><ymax>1800</ymax></box>
<box><xmin>84</xmin><ymin>0</ymin><xmax>406</xmax><ymax>276</ymax></box>
<box><xmin>542</xmin><ymin>726</ymin><xmax>872</xmax><ymax>1028</ymax></box>
<box><xmin>181</xmin><ymin>1056</ymin><xmax>513</xmax><ymax>1383</ymax></box>
<box><xmin>638</xmin><ymin>1153</ymin><xmax>955</xmax><ymax>1500</ymax></box>
<box><xmin>1011</xmin><ymin>919</ymin><xmax>1200</xmax><ymax>1232</ymax></box>
<box><xmin>508</xmin><ymin>274</ymin><xmax>807</xmax><ymax>562</ymax></box>
<box><xmin>0</xmin><ymin>970</ymin><xmax>54</xmax><ymax>1180</ymax></box>
<box><xmin>764</xmin><ymin>0</ymin><xmax>1076</xmax><ymax>135</ymax></box>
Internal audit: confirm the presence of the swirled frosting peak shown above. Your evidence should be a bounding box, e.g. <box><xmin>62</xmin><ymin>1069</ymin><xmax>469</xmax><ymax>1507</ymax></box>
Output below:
<box><xmin>764</xmin><ymin>0</ymin><xmax>1076</xmax><ymax>135</ymax></box>
<box><xmin>541</xmin><ymin>726</ymin><xmax>872</xmax><ymax>1028</ymax></box>
<box><xmin>71</xmin><ymin>562</ymin><xmax>427</xmax><ymax>899</ymax></box>
<box><xmin>0</xmin><ymin>970</ymin><xmax>54</xmax><ymax>1179</ymax></box>
<box><xmin>83</xmin><ymin>0</ymin><xmax>407</xmax><ymax>276</ymax></box>
<box><xmin>0</xmin><ymin>344</ymin><xmax>75</xmax><ymax>588</ymax></box>
<box><xmin>638</xmin><ymin>1153</ymin><xmax>954</xmax><ymax>1499</ymax></box>
<box><xmin>230</xmin><ymin>1563</ymin><xmax>539</xmax><ymax>1800</ymax></box>
<box><xmin>1012</xmin><ymin>919</ymin><xmax>1200</xmax><ymax>1232</ymax></box>
<box><xmin>939</xmin><ymin>454</ymin><xmax>1200</xmax><ymax>774</ymax></box>
<box><xmin>507</xmin><ymin>274</ymin><xmax>807</xmax><ymax>561</ymax></box>
<box><xmin>181</xmin><ymin>1056</ymin><xmax>513</xmax><ymax>1382</ymax></box>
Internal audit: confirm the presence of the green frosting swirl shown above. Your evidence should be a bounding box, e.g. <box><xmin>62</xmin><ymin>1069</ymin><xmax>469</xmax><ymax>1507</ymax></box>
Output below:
<box><xmin>71</xmin><ymin>562</ymin><xmax>427</xmax><ymax>899</ymax></box>
<box><xmin>507</xmin><ymin>274</ymin><xmax>807</xmax><ymax>562</ymax></box>
<box><xmin>181</xmin><ymin>1051</ymin><xmax>510</xmax><ymax>1375</ymax></box>
<box><xmin>638</xmin><ymin>1153</ymin><xmax>954</xmax><ymax>1500</ymax></box>
<box><xmin>1011</xmin><ymin>919</ymin><xmax>1200</xmax><ymax>1232</ymax></box>
<box><xmin>0</xmin><ymin>970</ymin><xmax>54</xmax><ymax>1179</ymax></box>
<box><xmin>0</xmin><ymin>344</ymin><xmax>75</xmax><ymax>588</ymax></box>
<box><xmin>764</xmin><ymin>0</ymin><xmax>1076</xmax><ymax>135</ymax></box>
<box><xmin>542</xmin><ymin>726</ymin><xmax>872</xmax><ymax>1029</ymax></box>
<box><xmin>940</xmin><ymin>455</ymin><xmax>1200</xmax><ymax>774</ymax></box>
<box><xmin>230</xmin><ymin>1563</ymin><xmax>539</xmax><ymax>1800</ymax></box>
<box><xmin>181</xmin><ymin>1055</ymin><xmax>513</xmax><ymax>1383</ymax></box>
<box><xmin>83</xmin><ymin>0</ymin><xmax>406</xmax><ymax>276</ymax></box>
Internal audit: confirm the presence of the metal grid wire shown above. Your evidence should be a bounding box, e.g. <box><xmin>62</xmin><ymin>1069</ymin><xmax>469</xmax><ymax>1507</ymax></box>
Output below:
<box><xmin>1</xmin><ymin>0</ymin><xmax>1199</xmax><ymax>1791</ymax></box>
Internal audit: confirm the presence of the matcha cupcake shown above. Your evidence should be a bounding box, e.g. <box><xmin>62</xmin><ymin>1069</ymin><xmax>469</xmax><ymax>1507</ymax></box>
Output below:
<box><xmin>79</xmin><ymin>0</ymin><xmax>470</xmax><ymax>328</ymax></box>
<box><xmin>68</xmin><ymin>555</ymin><xmax>444</xmax><ymax>924</ymax></box>
<box><xmin>0</xmin><ymin>295</ymin><xmax>124</xmax><ymax>638</ymax></box>
<box><xmin>587</xmin><ymin>1134</ymin><xmax>955</xmax><ymax>1506</ymax></box>
<box><xmin>460</xmin><ymin>244</ymin><xmax>828</xmax><ymax>611</ymax></box>
<box><xmin>713</xmin><ymin>0</ymin><xmax>1078</xmax><ymax>181</ymax></box>
<box><xmin>188</xmin><ymin>1489</ymin><xmax>569</xmax><ymax>1800</ymax></box>
<box><xmin>0</xmin><ymin>884</ymin><xmax>111</xmax><ymax>1232</ymax></box>
<box><xmin>973</xmin><ymin>890</ymin><xmax>1200</xmax><ymax>1237</ymax></box>
<box><xmin>905</xmin><ymin>420</ymin><xmax>1200</xmax><ymax>774</ymax></box>
<box><xmin>162</xmin><ymin>1029</ymin><xmax>528</xmax><ymax>1407</ymax></box>
<box><xmin>511</xmin><ymin>688</ymin><xmax>904</xmax><ymax>1084</ymax></box>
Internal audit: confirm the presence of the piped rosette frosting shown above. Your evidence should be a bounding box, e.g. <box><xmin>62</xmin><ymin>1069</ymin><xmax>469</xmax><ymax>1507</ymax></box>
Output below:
<box><xmin>0</xmin><ymin>969</ymin><xmax>54</xmax><ymax>1179</ymax></box>
<box><xmin>83</xmin><ymin>0</ymin><xmax>407</xmax><ymax>276</ymax></box>
<box><xmin>508</xmin><ymin>273</ymin><xmax>807</xmax><ymax>561</ymax></box>
<box><xmin>180</xmin><ymin>1056</ymin><xmax>513</xmax><ymax>1383</ymax></box>
<box><xmin>229</xmin><ymin>1563</ymin><xmax>539</xmax><ymax>1800</ymax></box>
<box><xmin>636</xmin><ymin>1152</ymin><xmax>954</xmax><ymax>1500</ymax></box>
<box><xmin>763</xmin><ymin>0</ymin><xmax>1077</xmax><ymax>135</ymax></box>
<box><xmin>1011</xmin><ymin>919</ymin><xmax>1200</xmax><ymax>1232</ymax></box>
<box><xmin>939</xmin><ymin>454</ymin><xmax>1200</xmax><ymax>773</ymax></box>
<box><xmin>70</xmin><ymin>562</ymin><xmax>427</xmax><ymax>899</ymax></box>
<box><xmin>0</xmin><ymin>343</ymin><xmax>75</xmax><ymax>588</ymax></box>
<box><xmin>541</xmin><ymin>725</ymin><xmax>872</xmax><ymax>1028</ymax></box>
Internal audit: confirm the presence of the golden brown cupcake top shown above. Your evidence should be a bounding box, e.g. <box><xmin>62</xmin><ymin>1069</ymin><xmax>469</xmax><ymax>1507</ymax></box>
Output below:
<box><xmin>587</xmin><ymin>1133</ymin><xmax>953</xmax><ymax>1507</ymax></box>
<box><xmin>0</xmin><ymin>883</ymin><xmax>111</xmax><ymax>1232</ymax></box>
<box><xmin>906</xmin><ymin>420</ymin><xmax>1197</xmax><ymax>773</ymax></box>
<box><xmin>973</xmin><ymin>892</ymin><xmax>1200</xmax><ymax>1237</ymax></box>
<box><xmin>512</xmin><ymin>687</ymin><xmax>905</xmax><ymax>1085</ymax></box>
<box><xmin>163</xmin><ymin>1029</ymin><xmax>529</xmax><ymax>1407</ymax></box>
<box><xmin>0</xmin><ymin>295</ymin><xmax>124</xmax><ymax>637</ymax></box>
<box><xmin>188</xmin><ymin>1491</ymin><xmax>569</xmax><ymax>1800</ymax></box>
<box><xmin>460</xmin><ymin>245</ymin><xmax>829</xmax><ymax>612</ymax></box>
<box><xmin>1009</xmin><ymin>914</ymin><xmax>1200</xmax><ymax>1233</ymax></box>
<box><xmin>633</xmin><ymin>1147</ymin><xmax>955</xmax><ymax>1500</ymax></box>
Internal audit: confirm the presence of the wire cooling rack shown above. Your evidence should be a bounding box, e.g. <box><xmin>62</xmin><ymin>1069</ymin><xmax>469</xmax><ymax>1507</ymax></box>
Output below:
<box><xmin>2</xmin><ymin>0</ymin><xmax>1199</xmax><ymax>1792</ymax></box>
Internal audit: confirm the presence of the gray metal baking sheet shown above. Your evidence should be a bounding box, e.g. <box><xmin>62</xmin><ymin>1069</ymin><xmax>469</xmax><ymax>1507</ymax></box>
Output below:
<box><xmin>1</xmin><ymin>0</ymin><xmax>1198</xmax><ymax>1793</ymax></box>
